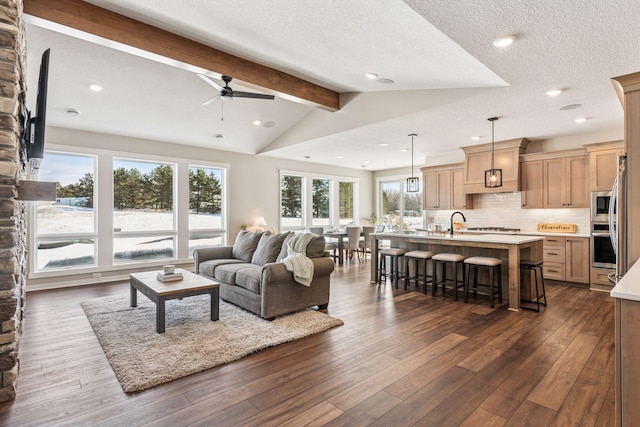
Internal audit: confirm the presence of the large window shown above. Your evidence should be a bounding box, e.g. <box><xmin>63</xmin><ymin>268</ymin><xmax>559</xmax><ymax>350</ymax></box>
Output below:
<box><xmin>31</xmin><ymin>148</ymin><xmax>228</xmax><ymax>276</ymax></box>
<box><xmin>113</xmin><ymin>159</ymin><xmax>175</xmax><ymax>263</ymax></box>
<box><xmin>281</xmin><ymin>175</ymin><xmax>303</xmax><ymax>231</ymax></box>
<box><xmin>379</xmin><ymin>177</ymin><xmax>423</xmax><ymax>231</ymax></box>
<box><xmin>189</xmin><ymin>165</ymin><xmax>225</xmax><ymax>253</ymax></box>
<box><xmin>35</xmin><ymin>152</ymin><xmax>96</xmax><ymax>270</ymax></box>
<box><xmin>312</xmin><ymin>178</ymin><xmax>330</xmax><ymax>226</ymax></box>
<box><xmin>280</xmin><ymin>171</ymin><xmax>358</xmax><ymax>231</ymax></box>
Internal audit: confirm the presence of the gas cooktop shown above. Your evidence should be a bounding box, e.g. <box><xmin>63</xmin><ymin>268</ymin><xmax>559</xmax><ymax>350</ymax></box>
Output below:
<box><xmin>466</xmin><ymin>227</ymin><xmax>521</xmax><ymax>233</ymax></box>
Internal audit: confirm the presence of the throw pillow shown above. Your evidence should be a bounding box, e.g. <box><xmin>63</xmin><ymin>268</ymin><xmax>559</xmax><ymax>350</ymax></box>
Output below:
<box><xmin>306</xmin><ymin>235</ymin><xmax>326</xmax><ymax>258</ymax></box>
<box><xmin>251</xmin><ymin>231</ymin><xmax>291</xmax><ymax>265</ymax></box>
<box><xmin>276</xmin><ymin>232</ymin><xmax>294</xmax><ymax>262</ymax></box>
<box><xmin>232</xmin><ymin>229</ymin><xmax>264</xmax><ymax>262</ymax></box>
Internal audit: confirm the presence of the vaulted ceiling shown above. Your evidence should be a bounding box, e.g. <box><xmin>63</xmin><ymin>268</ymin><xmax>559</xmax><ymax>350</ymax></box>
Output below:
<box><xmin>23</xmin><ymin>0</ymin><xmax>640</xmax><ymax>170</ymax></box>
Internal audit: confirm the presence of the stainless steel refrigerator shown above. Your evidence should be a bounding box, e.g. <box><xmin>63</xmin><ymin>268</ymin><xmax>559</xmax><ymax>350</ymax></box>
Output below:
<box><xmin>609</xmin><ymin>154</ymin><xmax>628</xmax><ymax>283</ymax></box>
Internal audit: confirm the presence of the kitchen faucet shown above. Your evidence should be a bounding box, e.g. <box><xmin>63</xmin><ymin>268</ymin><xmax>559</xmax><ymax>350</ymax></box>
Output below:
<box><xmin>450</xmin><ymin>211</ymin><xmax>466</xmax><ymax>237</ymax></box>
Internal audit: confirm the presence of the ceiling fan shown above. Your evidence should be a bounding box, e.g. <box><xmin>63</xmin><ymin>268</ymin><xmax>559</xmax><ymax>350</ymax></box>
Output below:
<box><xmin>197</xmin><ymin>74</ymin><xmax>275</xmax><ymax>105</ymax></box>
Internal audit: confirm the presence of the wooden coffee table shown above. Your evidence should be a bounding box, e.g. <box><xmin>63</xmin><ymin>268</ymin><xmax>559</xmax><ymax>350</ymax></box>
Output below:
<box><xmin>129</xmin><ymin>269</ymin><xmax>220</xmax><ymax>333</ymax></box>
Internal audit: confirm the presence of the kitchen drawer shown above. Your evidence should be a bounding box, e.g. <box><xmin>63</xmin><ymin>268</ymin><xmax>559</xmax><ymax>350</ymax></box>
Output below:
<box><xmin>591</xmin><ymin>268</ymin><xmax>614</xmax><ymax>287</ymax></box>
<box><xmin>544</xmin><ymin>236</ymin><xmax>566</xmax><ymax>246</ymax></box>
<box><xmin>544</xmin><ymin>262</ymin><xmax>566</xmax><ymax>281</ymax></box>
<box><xmin>543</xmin><ymin>245</ymin><xmax>566</xmax><ymax>263</ymax></box>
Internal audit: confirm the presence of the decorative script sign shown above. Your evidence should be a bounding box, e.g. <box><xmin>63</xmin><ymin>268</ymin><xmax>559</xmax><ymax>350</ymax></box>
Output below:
<box><xmin>537</xmin><ymin>223</ymin><xmax>577</xmax><ymax>233</ymax></box>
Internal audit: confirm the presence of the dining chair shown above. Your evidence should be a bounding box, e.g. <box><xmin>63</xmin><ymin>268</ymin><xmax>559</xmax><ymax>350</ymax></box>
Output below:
<box><xmin>346</xmin><ymin>226</ymin><xmax>362</xmax><ymax>262</ymax></box>
<box><xmin>359</xmin><ymin>225</ymin><xmax>376</xmax><ymax>260</ymax></box>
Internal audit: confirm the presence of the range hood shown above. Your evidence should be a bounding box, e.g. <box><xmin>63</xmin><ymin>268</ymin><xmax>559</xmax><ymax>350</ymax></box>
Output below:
<box><xmin>461</xmin><ymin>138</ymin><xmax>530</xmax><ymax>194</ymax></box>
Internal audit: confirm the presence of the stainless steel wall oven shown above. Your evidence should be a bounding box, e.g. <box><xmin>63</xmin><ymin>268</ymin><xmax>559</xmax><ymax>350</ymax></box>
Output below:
<box><xmin>591</xmin><ymin>222</ymin><xmax>616</xmax><ymax>269</ymax></box>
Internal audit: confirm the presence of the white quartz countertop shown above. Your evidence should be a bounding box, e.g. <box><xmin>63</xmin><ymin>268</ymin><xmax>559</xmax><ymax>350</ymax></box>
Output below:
<box><xmin>372</xmin><ymin>231</ymin><xmax>545</xmax><ymax>245</ymax></box>
<box><xmin>611</xmin><ymin>261</ymin><xmax>640</xmax><ymax>301</ymax></box>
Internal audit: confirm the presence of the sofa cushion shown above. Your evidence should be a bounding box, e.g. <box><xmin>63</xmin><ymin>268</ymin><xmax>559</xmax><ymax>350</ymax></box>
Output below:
<box><xmin>199</xmin><ymin>259</ymin><xmax>246</xmax><ymax>278</ymax></box>
<box><xmin>232</xmin><ymin>230</ymin><xmax>264</xmax><ymax>262</ymax></box>
<box><xmin>235</xmin><ymin>266</ymin><xmax>263</xmax><ymax>294</ymax></box>
<box><xmin>276</xmin><ymin>232</ymin><xmax>295</xmax><ymax>262</ymax></box>
<box><xmin>306</xmin><ymin>235</ymin><xmax>326</xmax><ymax>258</ymax></box>
<box><xmin>215</xmin><ymin>262</ymin><xmax>254</xmax><ymax>284</ymax></box>
<box><xmin>251</xmin><ymin>231</ymin><xmax>292</xmax><ymax>266</ymax></box>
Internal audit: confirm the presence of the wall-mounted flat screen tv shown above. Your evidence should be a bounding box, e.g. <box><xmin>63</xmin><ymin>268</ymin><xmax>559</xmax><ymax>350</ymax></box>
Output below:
<box><xmin>23</xmin><ymin>48</ymin><xmax>50</xmax><ymax>175</ymax></box>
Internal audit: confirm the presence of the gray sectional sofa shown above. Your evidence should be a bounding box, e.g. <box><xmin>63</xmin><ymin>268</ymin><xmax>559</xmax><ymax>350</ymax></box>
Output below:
<box><xmin>193</xmin><ymin>230</ymin><xmax>335</xmax><ymax>319</ymax></box>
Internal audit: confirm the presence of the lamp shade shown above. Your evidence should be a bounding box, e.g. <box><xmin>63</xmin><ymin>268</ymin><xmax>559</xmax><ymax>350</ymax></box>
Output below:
<box><xmin>254</xmin><ymin>217</ymin><xmax>267</xmax><ymax>226</ymax></box>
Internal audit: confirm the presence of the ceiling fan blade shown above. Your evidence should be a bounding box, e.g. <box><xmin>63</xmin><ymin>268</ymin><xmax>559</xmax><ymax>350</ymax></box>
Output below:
<box><xmin>197</xmin><ymin>73</ymin><xmax>223</xmax><ymax>91</ymax></box>
<box><xmin>201</xmin><ymin>94</ymin><xmax>220</xmax><ymax>106</ymax></box>
<box><xmin>232</xmin><ymin>91</ymin><xmax>275</xmax><ymax>100</ymax></box>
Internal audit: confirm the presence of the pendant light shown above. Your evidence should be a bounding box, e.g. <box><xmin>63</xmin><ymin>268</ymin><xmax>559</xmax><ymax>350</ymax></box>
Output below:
<box><xmin>406</xmin><ymin>133</ymin><xmax>419</xmax><ymax>192</ymax></box>
<box><xmin>484</xmin><ymin>117</ymin><xmax>502</xmax><ymax>188</ymax></box>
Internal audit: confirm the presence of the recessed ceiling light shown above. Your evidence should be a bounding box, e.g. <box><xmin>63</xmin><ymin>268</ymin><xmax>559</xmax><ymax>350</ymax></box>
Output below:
<box><xmin>378</xmin><ymin>143</ymin><xmax>389</xmax><ymax>146</ymax></box>
<box><xmin>65</xmin><ymin>108</ymin><xmax>81</xmax><ymax>116</ymax></box>
<box><xmin>89</xmin><ymin>83</ymin><xmax>103</xmax><ymax>92</ymax></box>
<box><xmin>337</xmin><ymin>155</ymin><xmax>343</xmax><ymax>159</ymax></box>
<box><xmin>361</xmin><ymin>164</ymin><xmax>367</xmax><ymax>168</ymax></box>
<box><xmin>574</xmin><ymin>117</ymin><xmax>587</xmax><ymax>123</ymax></box>
<box><xmin>364</xmin><ymin>160</ymin><xmax>370</xmax><ymax>163</ymax></box>
<box><xmin>546</xmin><ymin>89</ymin><xmax>563</xmax><ymax>97</ymax></box>
<box><xmin>366</xmin><ymin>73</ymin><xmax>378</xmax><ymax>79</ymax></box>
<box><xmin>252</xmin><ymin>120</ymin><xmax>261</xmax><ymax>126</ymax></box>
<box><xmin>400</xmin><ymin>148</ymin><xmax>409</xmax><ymax>153</ymax></box>
<box><xmin>377</xmin><ymin>78</ymin><xmax>394</xmax><ymax>84</ymax></box>
<box><xmin>493</xmin><ymin>35</ymin><xmax>515</xmax><ymax>47</ymax></box>
<box><xmin>471</xmin><ymin>136</ymin><xmax>481</xmax><ymax>141</ymax></box>
<box><xmin>263</xmin><ymin>121</ymin><xmax>276</xmax><ymax>128</ymax></box>
<box><xmin>304</xmin><ymin>155</ymin><xmax>311</xmax><ymax>159</ymax></box>
<box><xmin>214</xmin><ymin>134</ymin><xmax>224</xmax><ymax>139</ymax></box>
<box><xmin>560</xmin><ymin>103</ymin><xmax>581</xmax><ymax>111</ymax></box>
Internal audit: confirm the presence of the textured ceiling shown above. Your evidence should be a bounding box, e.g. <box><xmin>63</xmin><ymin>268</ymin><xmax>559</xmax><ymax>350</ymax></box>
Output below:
<box><xmin>24</xmin><ymin>0</ymin><xmax>640</xmax><ymax>170</ymax></box>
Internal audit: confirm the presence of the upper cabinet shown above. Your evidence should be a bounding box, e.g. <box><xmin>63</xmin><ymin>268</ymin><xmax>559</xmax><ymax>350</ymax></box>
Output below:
<box><xmin>462</xmin><ymin>138</ymin><xmax>530</xmax><ymax>194</ymax></box>
<box><xmin>520</xmin><ymin>159</ymin><xmax>543</xmax><ymax>209</ymax></box>
<box><xmin>521</xmin><ymin>149</ymin><xmax>589</xmax><ymax>209</ymax></box>
<box><xmin>421</xmin><ymin>163</ymin><xmax>472</xmax><ymax>210</ymax></box>
<box><xmin>543</xmin><ymin>155</ymin><xmax>588</xmax><ymax>208</ymax></box>
<box><xmin>586</xmin><ymin>142</ymin><xmax>624</xmax><ymax>191</ymax></box>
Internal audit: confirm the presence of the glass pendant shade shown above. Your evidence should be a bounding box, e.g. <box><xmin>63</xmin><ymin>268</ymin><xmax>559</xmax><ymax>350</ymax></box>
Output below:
<box><xmin>484</xmin><ymin>117</ymin><xmax>503</xmax><ymax>188</ymax></box>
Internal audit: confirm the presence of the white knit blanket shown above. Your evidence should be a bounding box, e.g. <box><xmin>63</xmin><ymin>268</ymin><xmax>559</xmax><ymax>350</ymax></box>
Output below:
<box><xmin>282</xmin><ymin>233</ymin><xmax>315</xmax><ymax>286</ymax></box>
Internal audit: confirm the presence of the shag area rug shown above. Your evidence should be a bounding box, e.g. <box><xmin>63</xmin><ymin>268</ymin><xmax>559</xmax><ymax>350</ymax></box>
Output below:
<box><xmin>81</xmin><ymin>294</ymin><xmax>343</xmax><ymax>393</ymax></box>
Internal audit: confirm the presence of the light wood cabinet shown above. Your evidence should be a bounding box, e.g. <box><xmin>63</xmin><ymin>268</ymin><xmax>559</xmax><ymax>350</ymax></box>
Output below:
<box><xmin>423</xmin><ymin>169</ymin><xmax>450</xmax><ymax>210</ymax></box>
<box><xmin>421</xmin><ymin>164</ymin><xmax>472</xmax><ymax>210</ymax></box>
<box><xmin>521</xmin><ymin>160</ymin><xmax>543</xmax><ymax>209</ymax></box>
<box><xmin>451</xmin><ymin>167</ymin><xmax>473</xmax><ymax>209</ymax></box>
<box><xmin>586</xmin><ymin>143</ymin><xmax>624</xmax><ymax>191</ymax></box>
<box><xmin>543</xmin><ymin>155</ymin><xmax>588</xmax><ymax>208</ymax></box>
<box><xmin>542</xmin><ymin>236</ymin><xmax>590</xmax><ymax>284</ymax></box>
<box><xmin>461</xmin><ymin>138</ymin><xmax>530</xmax><ymax>194</ymax></box>
<box><xmin>565</xmin><ymin>237</ymin><xmax>590</xmax><ymax>284</ymax></box>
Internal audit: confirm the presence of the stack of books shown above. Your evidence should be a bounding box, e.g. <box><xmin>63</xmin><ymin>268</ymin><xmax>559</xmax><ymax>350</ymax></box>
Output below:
<box><xmin>156</xmin><ymin>271</ymin><xmax>183</xmax><ymax>282</ymax></box>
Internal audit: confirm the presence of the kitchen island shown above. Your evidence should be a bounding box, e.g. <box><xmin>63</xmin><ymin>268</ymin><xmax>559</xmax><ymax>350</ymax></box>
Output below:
<box><xmin>371</xmin><ymin>232</ymin><xmax>545</xmax><ymax>310</ymax></box>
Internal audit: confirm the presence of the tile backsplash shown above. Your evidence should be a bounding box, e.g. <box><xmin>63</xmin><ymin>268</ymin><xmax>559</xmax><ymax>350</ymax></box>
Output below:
<box><xmin>425</xmin><ymin>192</ymin><xmax>590</xmax><ymax>235</ymax></box>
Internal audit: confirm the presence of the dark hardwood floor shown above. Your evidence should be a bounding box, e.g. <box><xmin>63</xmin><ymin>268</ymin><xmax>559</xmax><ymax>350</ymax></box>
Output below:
<box><xmin>0</xmin><ymin>260</ymin><xmax>615</xmax><ymax>426</ymax></box>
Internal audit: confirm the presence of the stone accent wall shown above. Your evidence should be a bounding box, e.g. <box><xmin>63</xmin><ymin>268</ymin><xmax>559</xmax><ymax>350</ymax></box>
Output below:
<box><xmin>0</xmin><ymin>0</ymin><xmax>27</xmax><ymax>401</ymax></box>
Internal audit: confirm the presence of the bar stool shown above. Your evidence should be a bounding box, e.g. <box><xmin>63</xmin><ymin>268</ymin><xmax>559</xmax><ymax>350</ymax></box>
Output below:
<box><xmin>378</xmin><ymin>248</ymin><xmax>407</xmax><ymax>288</ymax></box>
<box><xmin>404</xmin><ymin>250</ymin><xmax>434</xmax><ymax>293</ymax></box>
<box><xmin>432</xmin><ymin>253</ymin><xmax>466</xmax><ymax>300</ymax></box>
<box><xmin>463</xmin><ymin>256</ymin><xmax>502</xmax><ymax>308</ymax></box>
<box><xmin>519</xmin><ymin>259</ymin><xmax>547</xmax><ymax>311</ymax></box>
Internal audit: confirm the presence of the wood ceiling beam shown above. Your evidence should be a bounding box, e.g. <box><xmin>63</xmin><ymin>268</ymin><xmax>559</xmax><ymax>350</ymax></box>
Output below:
<box><xmin>23</xmin><ymin>0</ymin><xmax>340</xmax><ymax>111</ymax></box>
